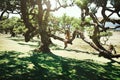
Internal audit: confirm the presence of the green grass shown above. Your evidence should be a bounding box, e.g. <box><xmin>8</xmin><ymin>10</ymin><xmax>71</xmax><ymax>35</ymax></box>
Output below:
<box><xmin>0</xmin><ymin>51</ymin><xmax>120</xmax><ymax>80</ymax></box>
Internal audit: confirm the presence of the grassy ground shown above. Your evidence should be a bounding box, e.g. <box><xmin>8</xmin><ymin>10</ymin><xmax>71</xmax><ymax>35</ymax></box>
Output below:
<box><xmin>0</xmin><ymin>34</ymin><xmax>36</xmax><ymax>52</ymax></box>
<box><xmin>0</xmin><ymin>51</ymin><xmax>120</xmax><ymax>80</ymax></box>
<box><xmin>0</xmin><ymin>32</ymin><xmax>120</xmax><ymax>62</ymax></box>
<box><xmin>0</xmin><ymin>32</ymin><xmax>120</xmax><ymax>79</ymax></box>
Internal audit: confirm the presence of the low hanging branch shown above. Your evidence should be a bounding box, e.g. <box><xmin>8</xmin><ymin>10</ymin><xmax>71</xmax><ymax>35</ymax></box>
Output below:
<box><xmin>50</xmin><ymin>29</ymin><xmax>120</xmax><ymax>59</ymax></box>
<box><xmin>49</xmin><ymin>30</ymin><xmax>76</xmax><ymax>48</ymax></box>
<box><xmin>49</xmin><ymin>31</ymin><xmax>76</xmax><ymax>44</ymax></box>
<box><xmin>80</xmin><ymin>13</ymin><xmax>120</xmax><ymax>59</ymax></box>
<box><xmin>76</xmin><ymin>30</ymin><xmax>120</xmax><ymax>59</ymax></box>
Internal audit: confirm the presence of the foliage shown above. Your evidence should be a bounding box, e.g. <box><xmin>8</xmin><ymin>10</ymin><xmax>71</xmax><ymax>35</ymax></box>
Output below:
<box><xmin>75</xmin><ymin>0</ymin><xmax>90</xmax><ymax>9</ymax></box>
<box><xmin>0</xmin><ymin>17</ymin><xmax>26</xmax><ymax>34</ymax></box>
<box><xmin>59</xmin><ymin>14</ymin><xmax>84</xmax><ymax>31</ymax></box>
<box><xmin>85</xmin><ymin>26</ymin><xmax>94</xmax><ymax>36</ymax></box>
<box><xmin>100</xmin><ymin>31</ymin><xmax>113</xmax><ymax>37</ymax></box>
<box><xmin>48</xmin><ymin>14</ymin><xmax>61</xmax><ymax>33</ymax></box>
<box><xmin>48</xmin><ymin>13</ymin><xmax>84</xmax><ymax>34</ymax></box>
<box><xmin>13</xmin><ymin>19</ymin><xmax>27</xmax><ymax>34</ymax></box>
<box><xmin>0</xmin><ymin>17</ymin><xmax>17</xmax><ymax>29</ymax></box>
<box><xmin>0</xmin><ymin>51</ymin><xmax>120</xmax><ymax>80</ymax></box>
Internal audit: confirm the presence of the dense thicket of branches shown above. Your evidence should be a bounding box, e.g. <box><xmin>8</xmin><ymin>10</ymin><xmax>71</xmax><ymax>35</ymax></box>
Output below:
<box><xmin>75</xmin><ymin>0</ymin><xmax>120</xmax><ymax>59</ymax></box>
<box><xmin>0</xmin><ymin>0</ymin><xmax>120</xmax><ymax>59</ymax></box>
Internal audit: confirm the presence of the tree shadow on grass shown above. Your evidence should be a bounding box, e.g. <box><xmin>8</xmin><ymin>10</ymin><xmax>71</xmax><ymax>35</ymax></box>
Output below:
<box><xmin>53</xmin><ymin>47</ymin><xmax>98</xmax><ymax>55</ymax></box>
<box><xmin>18</xmin><ymin>43</ymin><xmax>38</xmax><ymax>47</ymax></box>
<box><xmin>9</xmin><ymin>37</ymin><xmax>39</xmax><ymax>43</ymax></box>
<box><xmin>10</xmin><ymin>38</ymin><xmax>25</xmax><ymax>42</ymax></box>
<box><xmin>0</xmin><ymin>51</ymin><xmax>31</xmax><ymax>80</ymax></box>
<box><xmin>0</xmin><ymin>51</ymin><xmax>120</xmax><ymax>80</ymax></box>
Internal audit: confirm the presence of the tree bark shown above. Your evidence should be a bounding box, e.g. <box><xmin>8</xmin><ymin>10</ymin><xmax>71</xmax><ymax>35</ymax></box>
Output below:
<box><xmin>36</xmin><ymin>0</ymin><xmax>51</xmax><ymax>53</ymax></box>
<box><xmin>39</xmin><ymin>31</ymin><xmax>51</xmax><ymax>53</ymax></box>
<box><xmin>20</xmin><ymin>0</ymin><xmax>35</xmax><ymax>42</ymax></box>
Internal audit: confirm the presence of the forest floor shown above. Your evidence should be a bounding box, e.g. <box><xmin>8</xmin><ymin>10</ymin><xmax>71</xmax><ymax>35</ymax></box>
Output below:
<box><xmin>0</xmin><ymin>31</ymin><xmax>120</xmax><ymax>63</ymax></box>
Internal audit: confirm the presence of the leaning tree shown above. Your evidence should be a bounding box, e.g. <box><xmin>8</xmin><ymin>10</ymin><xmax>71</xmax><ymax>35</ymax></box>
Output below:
<box><xmin>74</xmin><ymin>0</ymin><xmax>120</xmax><ymax>59</ymax></box>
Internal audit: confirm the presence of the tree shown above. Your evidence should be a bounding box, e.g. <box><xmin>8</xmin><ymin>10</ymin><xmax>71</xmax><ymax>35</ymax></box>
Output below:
<box><xmin>20</xmin><ymin>0</ymin><xmax>74</xmax><ymax>53</ymax></box>
<box><xmin>0</xmin><ymin>17</ymin><xmax>19</xmax><ymax>36</ymax></box>
<box><xmin>75</xmin><ymin>0</ymin><xmax>120</xmax><ymax>59</ymax></box>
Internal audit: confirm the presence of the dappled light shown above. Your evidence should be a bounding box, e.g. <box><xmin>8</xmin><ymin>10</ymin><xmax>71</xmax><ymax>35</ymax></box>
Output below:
<box><xmin>0</xmin><ymin>51</ymin><xmax>120</xmax><ymax>80</ymax></box>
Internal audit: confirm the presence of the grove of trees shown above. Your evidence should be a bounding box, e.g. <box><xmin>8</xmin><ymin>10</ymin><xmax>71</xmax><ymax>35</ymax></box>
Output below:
<box><xmin>0</xmin><ymin>0</ymin><xmax>120</xmax><ymax>59</ymax></box>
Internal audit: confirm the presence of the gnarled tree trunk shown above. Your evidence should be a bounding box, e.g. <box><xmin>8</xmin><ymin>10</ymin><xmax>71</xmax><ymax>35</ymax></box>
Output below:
<box><xmin>39</xmin><ymin>31</ymin><xmax>51</xmax><ymax>53</ymax></box>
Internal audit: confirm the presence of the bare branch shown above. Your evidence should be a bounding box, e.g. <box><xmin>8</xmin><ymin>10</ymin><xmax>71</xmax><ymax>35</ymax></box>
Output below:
<box><xmin>49</xmin><ymin>31</ymin><xmax>76</xmax><ymax>45</ymax></box>
<box><xmin>0</xmin><ymin>8</ymin><xmax>7</xmax><ymax>20</ymax></box>
<box><xmin>50</xmin><ymin>0</ymin><xmax>73</xmax><ymax>12</ymax></box>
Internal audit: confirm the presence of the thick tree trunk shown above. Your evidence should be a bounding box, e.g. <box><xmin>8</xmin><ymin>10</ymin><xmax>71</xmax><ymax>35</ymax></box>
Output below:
<box><xmin>20</xmin><ymin>0</ymin><xmax>52</xmax><ymax>53</ymax></box>
<box><xmin>39</xmin><ymin>31</ymin><xmax>51</xmax><ymax>53</ymax></box>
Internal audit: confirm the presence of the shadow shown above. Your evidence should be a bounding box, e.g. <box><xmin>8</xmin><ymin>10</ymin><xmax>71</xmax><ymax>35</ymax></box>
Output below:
<box><xmin>107</xmin><ymin>59</ymin><xmax>120</xmax><ymax>65</ymax></box>
<box><xmin>0</xmin><ymin>51</ymin><xmax>30</xmax><ymax>80</ymax></box>
<box><xmin>65</xmin><ymin>49</ymin><xmax>98</xmax><ymax>55</ymax></box>
<box><xmin>74</xmin><ymin>60</ymin><xmax>120</xmax><ymax>80</ymax></box>
<box><xmin>10</xmin><ymin>38</ymin><xmax>25</xmax><ymax>42</ymax></box>
<box><xmin>0</xmin><ymin>51</ymin><xmax>120</xmax><ymax>80</ymax></box>
<box><xmin>8</xmin><ymin>37</ymin><xmax>39</xmax><ymax>43</ymax></box>
<box><xmin>6</xmin><ymin>36</ymin><xmax>39</xmax><ymax>48</ymax></box>
<box><xmin>18</xmin><ymin>43</ymin><xmax>38</xmax><ymax>47</ymax></box>
<box><xmin>54</xmin><ymin>47</ymin><xmax>98</xmax><ymax>55</ymax></box>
